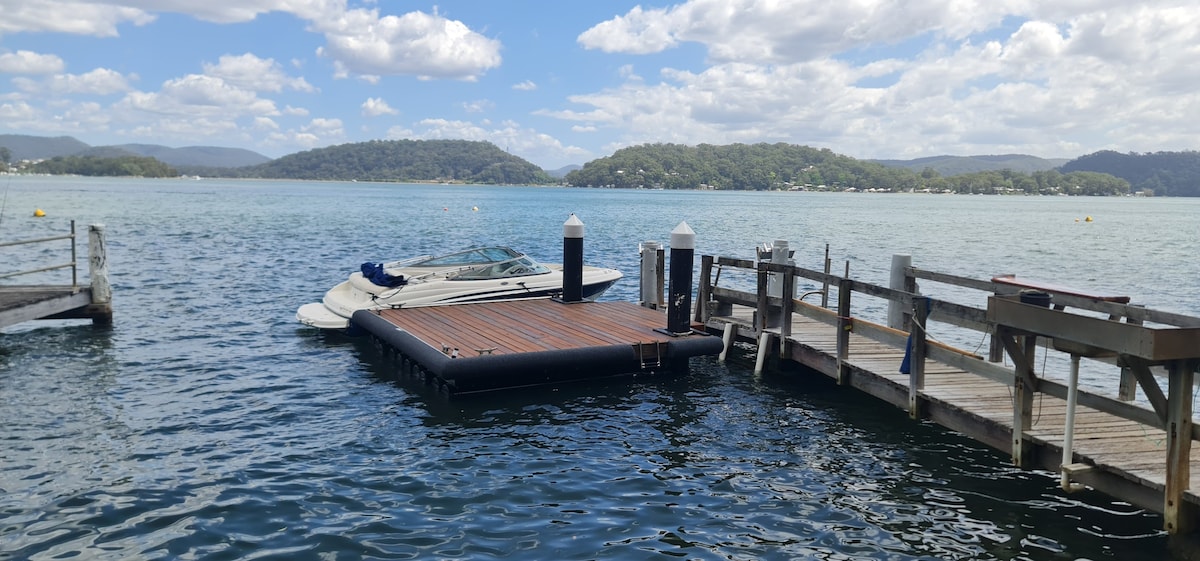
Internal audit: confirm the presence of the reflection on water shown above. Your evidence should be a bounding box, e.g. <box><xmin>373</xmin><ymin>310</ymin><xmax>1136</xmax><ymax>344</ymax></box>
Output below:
<box><xmin>1</xmin><ymin>177</ymin><xmax>1192</xmax><ymax>559</ymax></box>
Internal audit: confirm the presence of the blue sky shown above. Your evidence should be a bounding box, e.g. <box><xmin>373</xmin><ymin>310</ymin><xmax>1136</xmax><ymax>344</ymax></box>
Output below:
<box><xmin>1</xmin><ymin>1</ymin><xmax>1197</xmax><ymax>169</ymax></box>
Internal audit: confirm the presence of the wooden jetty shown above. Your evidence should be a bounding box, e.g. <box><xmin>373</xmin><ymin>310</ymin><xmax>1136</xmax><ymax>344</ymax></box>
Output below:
<box><xmin>353</xmin><ymin>299</ymin><xmax>722</xmax><ymax>394</ymax></box>
<box><xmin>0</xmin><ymin>221</ymin><xmax>112</xmax><ymax>330</ymax></box>
<box><xmin>351</xmin><ymin>220</ymin><xmax>722</xmax><ymax>394</ymax></box>
<box><xmin>693</xmin><ymin>245</ymin><xmax>1200</xmax><ymax>539</ymax></box>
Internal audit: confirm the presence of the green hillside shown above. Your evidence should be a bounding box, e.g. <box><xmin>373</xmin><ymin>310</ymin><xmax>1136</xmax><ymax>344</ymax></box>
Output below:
<box><xmin>233</xmin><ymin>139</ymin><xmax>553</xmax><ymax>184</ymax></box>
<box><xmin>1059</xmin><ymin>150</ymin><xmax>1200</xmax><ymax>196</ymax></box>
<box><xmin>0</xmin><ymin>134</ymin><xmax>270</xmax><ymax>168</ymax></box>
<box><xmin>564</xmin><ymin>142</ymin><xmax>1129</xmax><ymax>195</ymax></box>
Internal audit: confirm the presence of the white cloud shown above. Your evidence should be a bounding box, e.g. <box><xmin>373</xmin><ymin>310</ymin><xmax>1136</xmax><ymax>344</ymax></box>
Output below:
<box><xmin>314</xmin><ymin>7</ymin><xmax>501</xmax><ymax>80</ymax></box>
<box><xmin>203</xmin><ymin>53</ymin><xmax>315</xmax><ymax>93</ymax></box>
<box><xmin>0</xmin><ymin>100</ymin><xmax>37</xmax><ymax>121</ymax></box>
<box><xmin>14</xmin><ymin>68</ymin><xmax>132</xmax><ymax>95</ymax></box>
<box><xmin>578</xmin><ymin>0</ymin><xmax>1023</xmax><ymax>63</ymax></box>
<box><xmin>403</xmin><ymin>118</ymin><xmax>590</xmax><ymax>169</ymax></box>
<box><xmin>361</xmin><ymin>97</ymin><xmax>398</xmax><ymax>117</ymax></box>
<box><xmin>512</xmin><ymin>80</ymin><xmax>537</xmax><ymax>91</ymax></box>
<box><xmin>0</xmin><ymin>50</ymin><xmax>65</xmax><ymax>74</ymax></box>
<box><xmin>2</xmin><ymin>2</ymin><xmax>498</xmax><ymax>82</ymax></box>
<box><xmin>302</xmin><ymin>117</ymin><xmax>344</xmax><ymax>136</ymax></box>
<box><xmin>0</xmin><ymin>0</ymin><xmax>155</xmax><ymax>37</ymax></box>
<box><xmin>462</xmin><ymin>99</ymin><xmax>493</xmax><ymax>113</ymax></box>
<box><xmin>253</xmin><ymin>116</ymin><xmax>279</xmax><ymax>130</ymax></box>
<box><xmin>115</xmin><ymin>74</ymin><xmax>278</xmax><ymax>121</ymax></box>
<box><xmin>560</xmin><ymin>2</ymin><xmax>1200</xmax><ymax>159</ymax></box>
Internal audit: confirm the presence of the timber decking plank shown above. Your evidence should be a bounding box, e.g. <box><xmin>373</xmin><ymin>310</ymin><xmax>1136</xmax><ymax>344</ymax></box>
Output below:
<box><xmin>377</xmin><ymin>300</ymin><xmax>677</xmax><ymax>357</ymax></box>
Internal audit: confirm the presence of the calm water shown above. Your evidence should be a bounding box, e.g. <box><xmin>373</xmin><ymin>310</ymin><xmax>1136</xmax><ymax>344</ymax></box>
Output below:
<box><xmin>2</xmin><ymin>176</ymin><xmax>1198</xmax><ymax>560</ymax></box>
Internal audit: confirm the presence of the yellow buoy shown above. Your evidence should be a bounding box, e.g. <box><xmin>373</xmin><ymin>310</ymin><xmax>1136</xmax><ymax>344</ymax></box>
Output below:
<box><xmin>1085</xmin><ymin>216</ymin><xmax>1093</xmax><ymax>222</ymax></box>
<box><xmin>33</xmin><ymin>208</ymin><xmax>45</xmax><ymax>217</ymax></box>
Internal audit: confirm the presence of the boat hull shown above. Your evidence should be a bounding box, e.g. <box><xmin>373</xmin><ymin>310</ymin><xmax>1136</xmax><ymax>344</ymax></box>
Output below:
<box><xmin>297</xmin><ymin>270</ymin><xmax>621</xmax><ymax>331</ymax></box>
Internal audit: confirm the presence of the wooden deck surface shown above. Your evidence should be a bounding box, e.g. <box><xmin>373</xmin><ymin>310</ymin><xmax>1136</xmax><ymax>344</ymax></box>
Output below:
<box><xmin>0</xmin><ymin>285</ymin><xmax>93</xmax><ymax>329</ymax></box>
<box><xmin>376</xmin><ymin>299</ymin><xmax>686</xmax><ymax>357</ymax></box>
<box><xmin>709</xmin><ymin>308</ymin><xmax>1200</xmax><ymax>510</ymax></box>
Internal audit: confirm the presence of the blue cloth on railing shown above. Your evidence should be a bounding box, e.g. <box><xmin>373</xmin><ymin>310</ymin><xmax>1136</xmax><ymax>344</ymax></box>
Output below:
<box><xmin>360</xmin><ymin>262</ymin><xmax>407</xmax><ymax>287</ymax></box>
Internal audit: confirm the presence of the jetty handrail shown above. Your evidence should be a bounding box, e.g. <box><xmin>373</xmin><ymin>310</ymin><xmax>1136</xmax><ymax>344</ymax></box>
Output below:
<box><xmin>698</xmin><ymin>250</ymin><xmax>1200</xmax><ymax>535</ymax></box>
<box><xmin>0</xmin><ymin>220</ymin><xmax>78</xmax><ymax>287</ymax></box>
<box><xmin>698</xmin><ymin>254</ymin><xmax>1200</xmax><ymax>441</ymax></box>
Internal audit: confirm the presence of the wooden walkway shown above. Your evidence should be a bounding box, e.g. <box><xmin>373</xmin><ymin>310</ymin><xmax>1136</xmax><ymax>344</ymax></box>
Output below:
<box><xmin>706</xmin><ymin>307</ymin><xmax>1200</xmax><ymax>520</ymax></box>
<box><xmin>0</xmin><ymin>285</ymin><xmax>100</xmax><ymax>329</ymax></box>
<box><xmin>0</xmin><ymin>221</ymin><xmax>111</xmax><ymax>330</ymax></box>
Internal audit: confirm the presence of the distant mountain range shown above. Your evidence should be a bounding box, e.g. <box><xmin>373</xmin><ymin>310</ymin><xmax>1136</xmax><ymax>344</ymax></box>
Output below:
<box><xmin>2</xmin><ymin>134</ymin><xmax>1069</xmax><ymax>177</ymax></box>
<box><xmin>0</xmin><ymin>134</ymin><xmax>271</xmax><ymax>168</ymax></box>
<box><xmin>4</xmin><ymin>134</ymin><xmax>1196</xmax><ymax>195</ymax></box>
<box><xmin>870</xmin><ymin>154</ymin><xmax>1071</xmax><ymax>175</ymax></box>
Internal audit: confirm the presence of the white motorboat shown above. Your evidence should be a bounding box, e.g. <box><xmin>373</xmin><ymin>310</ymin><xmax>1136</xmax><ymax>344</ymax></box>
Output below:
<box><xmin>296</xmin><ymin>246</ymin><xmax>623</xmax><ymax>330</ymax></box>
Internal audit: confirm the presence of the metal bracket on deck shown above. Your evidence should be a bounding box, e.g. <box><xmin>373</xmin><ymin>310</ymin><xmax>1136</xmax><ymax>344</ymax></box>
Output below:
<box><xmin>635</xmin><ymin>341</ymin><xmax>668</xmax><ymax>370</ymax></box>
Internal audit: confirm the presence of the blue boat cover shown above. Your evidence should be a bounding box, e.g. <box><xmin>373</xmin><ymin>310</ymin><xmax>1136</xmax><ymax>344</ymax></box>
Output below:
<box><xmin>361</xmin><ymin>262</ymin><xmax>408</xmax><ymax>287</ymax></box>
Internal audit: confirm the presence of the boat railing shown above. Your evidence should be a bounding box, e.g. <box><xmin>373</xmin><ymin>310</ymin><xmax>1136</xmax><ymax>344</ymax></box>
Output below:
<box><xmin>0</xmin><ymin>220</ymin><xmax>78</xmax><ymax>287</ymax></box>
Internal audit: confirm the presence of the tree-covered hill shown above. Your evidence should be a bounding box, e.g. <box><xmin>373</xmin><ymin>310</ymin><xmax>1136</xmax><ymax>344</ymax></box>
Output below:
<box><xmin>566</xmin><ymin>142</ymin><xmax>910</xmax><ymax>190</ymax></box>
<box><xmin>564</xmin><ymin>142</ymin><xmax>1131</xmax><ymax>195</ymax></box>
<box><xmin>29</xmin><ymin>155</ymin><xmax>178</xmax><ymax>177</ymax></box>
<box><xmin>232</xmin><ymin>139</ymin><xmax>554</xmax><ymax>184</ymax></box>
<box><xmin>1059</xmin><ymin>150</ymin><xmax>1200</xmax><ymax>196</ymax></box>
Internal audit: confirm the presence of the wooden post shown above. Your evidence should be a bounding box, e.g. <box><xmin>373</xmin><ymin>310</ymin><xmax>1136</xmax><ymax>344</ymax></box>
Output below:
<box><xmin>88</xmin><ymin>223</ymin><xmax>113</xmax><ymax>325</ymax></box>
<box><xmin>755</xmin><ymin>262</ymin><xmax>769</xmax><ymax>334</ymax></box>
<box><xmin>888</xmin><ymin>254</ymin><xmax>912</xmax><ymax>331</ymax></box>
<box><xmin>999</xmin><ymin>329</ymin><xmax>1038</xmax><ymax>468</ymax></box>
<box><xmin>695</xmin><ymin>254</ymin><xmax>713</xmax><ymax>322</ymax></box>
<box><xmin>780</xmin><ymin>270</ymin><xmax>794</xmax><ymax>359</ymax></box>
<box><xmin>1164</xmin><ymin>359</ymin><xmax>1196</xmax><ymax>534</ymax></box>
<box><xmin>836</xmin><ymin>277</ymin><xmax>852</xmax><ymax>385</ymax></box>
<box><xmin>821</xmin><ymin>244</ymin><xmax>830</xmax><ymax>308</ymax></box>
<box><xmin>908</xmin><ymin>295</ymin><xmax>929</xmax><ymax>419</ymax></box>
<box><xmin>656</xmin><ymin>248</ymin><xmax>665</xmax><ymax>311</ymax></box>
<box><xmin>1117</xmin><ymin>306</ymin><xmax>1144</xmax><ymax>401</ymax></box>
<box><xmin>988</xmin><ymin>274</ymin><xmax>1014</xmax><ymax>362</ymax></box>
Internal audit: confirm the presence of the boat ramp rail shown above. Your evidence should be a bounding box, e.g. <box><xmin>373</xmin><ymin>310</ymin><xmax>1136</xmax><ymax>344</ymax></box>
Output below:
<box><xmin>691</xmin><ymin>251</ymin><xmax>1200</xmax><ymax>535</ymax></box>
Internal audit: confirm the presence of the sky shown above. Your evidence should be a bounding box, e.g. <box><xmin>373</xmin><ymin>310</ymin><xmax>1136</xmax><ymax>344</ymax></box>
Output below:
<box><xmin>0</xmin><ymin>1</ymin><xmax>1197</xmax><ymax>170</ymax></box>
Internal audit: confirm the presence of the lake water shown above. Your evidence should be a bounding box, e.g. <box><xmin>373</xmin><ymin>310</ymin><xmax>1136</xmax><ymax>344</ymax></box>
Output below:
<box><xmin>2</xmin><ymin>176</ymin><xmax>1198</xmax><ymax>560</ymax></box>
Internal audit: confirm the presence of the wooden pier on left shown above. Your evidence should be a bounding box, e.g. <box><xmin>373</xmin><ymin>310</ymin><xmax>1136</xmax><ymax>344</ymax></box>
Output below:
<box><xmin>0</xmin><ymin>221</ymin><xmax>112</xmax><ymax>330</ymax></box>
<box><xmin>353</xmin><ymin>299</ymin><xmax>724</xmax><ymax>394</ymax></box>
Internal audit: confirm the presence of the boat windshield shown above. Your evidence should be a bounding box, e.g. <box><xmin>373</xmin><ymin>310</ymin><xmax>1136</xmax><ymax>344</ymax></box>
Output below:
<box><xmin>453</xmin><ymin>256</ymin><xmax>551</xmax><ymax>280</ymax></box>
<box><xmin>411</xmin><ymin>247</ymin><xmax>522</xmax><ymax>267</ymax></box>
